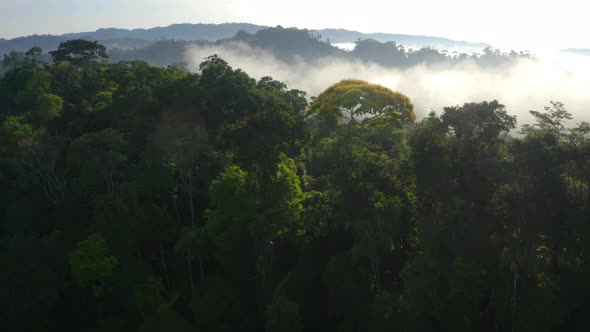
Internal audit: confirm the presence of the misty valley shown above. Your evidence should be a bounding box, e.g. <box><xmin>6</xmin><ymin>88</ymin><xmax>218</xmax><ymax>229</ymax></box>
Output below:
<box><xmin>2</xmin><ymin>25</ymin><xmax>590</xmax><ymax>332</ymax></box>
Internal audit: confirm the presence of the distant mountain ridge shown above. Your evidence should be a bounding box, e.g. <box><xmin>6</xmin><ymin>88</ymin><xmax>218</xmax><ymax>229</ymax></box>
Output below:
<box><xmin>314</xmin><ymin>28</ymin><xmax>490</xmax><ymax>49</ymax></box>
<box><xmin>1</xmin><ymin>22</ymin><xmax>489</xmax><ymax>56</ymax></box>
<box><xmin>62</xmin><ymin>23</ymin><xmax>266</xmax><ymax>42</ymax></box>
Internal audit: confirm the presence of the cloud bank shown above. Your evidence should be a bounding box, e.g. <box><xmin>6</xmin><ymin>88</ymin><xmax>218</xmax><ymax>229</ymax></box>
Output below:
<box><xmin>185</xmin><ymin>41</ymin><xmax>590</xmax><ymax>126</ymax></box>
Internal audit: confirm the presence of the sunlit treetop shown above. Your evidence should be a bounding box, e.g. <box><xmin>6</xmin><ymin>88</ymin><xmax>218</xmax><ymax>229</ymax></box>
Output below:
<box><xmin>307</xmin><ymin>79</ymin><xmax>416</xmax><ymax>128</ymax></box>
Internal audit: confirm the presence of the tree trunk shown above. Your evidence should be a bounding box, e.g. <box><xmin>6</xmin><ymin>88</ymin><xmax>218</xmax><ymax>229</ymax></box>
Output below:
<box><xmin>187</xmin><ymin>174</ymin><xmax>195</xmax><ymax>226</ymax></box>
<box><xmin>160</xmin><ymin>243</ymin><xmax>170</xmax><ymax>289</ymax></box>
<box><xmin>552</xmin><ymin>243</ymin><xmax>559</xmax><ymax>272</ymax></box>
<box><xmin>372</xmin><ymin>259</ymin><xmax>382</xmax><ymax>294</ymax></box>
<box><xmin>187</xmin><ymin>251</ymin><xmax>194</xmax><ymax>296</ymax></box>
<box><xmin>572</xmin><ymin>175</ymin><xmax>577</xmax><ymax>196</ymax></box>
<box><xmin>199</xmin><ymin>255</ymin><xmax>204</xmax><ymax>279</ymax></box>
<box><xmin>512</xmin><ymin>272</ymin><xmax>518</xmax><ymax>332</ymax></box>
<box><xmin>172</xmin><ymin>193</ymin><xmax>180</xmax><ymax>226</ymax></box>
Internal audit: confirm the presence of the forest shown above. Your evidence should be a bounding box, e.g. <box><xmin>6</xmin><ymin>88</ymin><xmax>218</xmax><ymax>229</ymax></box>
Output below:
<box><xmin>0</xmin><ymin>23</ymin><xmax>487</xmax><ymax>60</ymax></box>
<box><xmin>1</xmin><ymin>26</ymin><xmax>532</xmax><ymax>72</ymax></box>
<box><xmin>1</xmin><ymin>39</ymin><xmax>590</xmax><ymax>332</ymax></box>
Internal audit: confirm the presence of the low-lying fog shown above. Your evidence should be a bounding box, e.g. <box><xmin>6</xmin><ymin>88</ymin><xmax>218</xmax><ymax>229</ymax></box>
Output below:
<box><xmin>185</xmin><ymin>41</ymin><xmax>590</xmax><ymax>126</ymax></box>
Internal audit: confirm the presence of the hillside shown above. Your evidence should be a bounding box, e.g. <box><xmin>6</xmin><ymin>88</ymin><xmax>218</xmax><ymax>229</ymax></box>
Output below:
<box><xmin>1</xmin><ymin>26</ymin><xmax>531</xmax><ymax>72</ymax></box>
<box><xmin>62</xmin><ymin>23</ymin><xmax>266</xmax><ymax>42</ymax></box>
<box><xmin>1</xmin><ymin>22</ymin><xmax>489</xmax><ymax>57</ymax></box>
<box><xmin>0</xmin><ymin>23</ymin><xmax>266</xmax><ymax>56</ymax></box>
<box><xmin>315</xmin><ymin>28</ymin><xmax>490</xmax><ymax>49</ymax></box>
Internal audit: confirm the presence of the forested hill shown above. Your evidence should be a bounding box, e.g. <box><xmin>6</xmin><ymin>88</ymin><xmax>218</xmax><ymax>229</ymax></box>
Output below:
<box><xmin>0</xmin><ymin>23</ymin><xmax>265</xmax><ymax>56</ymax></box>
<box><xmin>316</xmin><ymin>28</ymin><xmax>490</xmax><ymax>49</ymax></box>
<box><xmin>2</xmin><ymin>27</ymin><xmax>532</xmax><ymax>73</ymax></box>
<box><xmin>0</xmin><ymin>22</ymin><xmax>488</xmax><ymax>57</ymax></box>
<box><xmin>63</xmin><ymin>23</ymin><xmax>266</xmax><ymax>41</ymax></box>
<box><xmin>2</xmin><ymin>39</ymin><xmax>590</xmax><ymax>331</ymax></box>
<box><xmin>107</xmin><ymin>27</ymin><xmax>531</xmax><ymax>69</ymax></box>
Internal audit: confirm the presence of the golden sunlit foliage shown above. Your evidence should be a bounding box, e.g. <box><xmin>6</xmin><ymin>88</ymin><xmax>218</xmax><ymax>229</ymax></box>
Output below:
<box><xmin>307</xmin><ymin>79</ymin><xmax>416</xmax><ymax>127</ymax></box>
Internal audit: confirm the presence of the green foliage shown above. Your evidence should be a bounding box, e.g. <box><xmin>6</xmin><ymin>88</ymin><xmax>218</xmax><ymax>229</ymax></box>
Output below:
<box><xmin>208</xmin><ymin>165</ymin><xmax>258</xmax><ymax>227</ymax></box>
<box><xmin>69</xmin><ymin>233</ymin><xmax>119</xmax><ymax>296</ymax></box>
<box><xmin>35</xmin><ymin>93</ymin><xmax>63</xmax><ymax>124</ymax></box>
<box><xmin>272</xmin><ymin>159</ymin><xmax>304</xmax><ymax>223</ymax></box>
<box><xmin>0</xmin><ymin>115</ymin><xmax>35</xmax><ymax>147</ymax></box>
<box><xmin>137</xmin><ymin>309</ymin><xmax>194</xmax><ymax>332</ymax></box>
<box><xmin>2</xmin><ymin>51</ymin><xmax>22</xmax><ymax>71</ymax></box>
<box><xmin>192</xmin><ymin>275</ymin><xmax>240</xmax><ymax>332</ymax></box>
<box><xmin>308</xmin><ymin>79</ymin><xmax>415</xmax><ymax>137</ymax></box>
<box><xmin>25</xmin><ymin>46</ymin><xmax>43</xmax><ymax>60</ymax></box>
<box><xmin>266</xmin><ymin>294</ymin><xmax>302</xmax><ymax>332</ymax></box>
<box><xmin>1</xmin><ymin>47</ymin><xmax>590</xmax><ymax>332</ymax></box>
<box><xmin>93</xmin><ymin>90</ymin><xmax>113</xmax><ymax>111</ymax></box>
<box><xmin>521</xmin><ymin>101</ymin><xmax>572</xmax><ymax>137</ymax></box>
<box><xmin>13</xmin><ymin>69</ymin><xmax>51</xmax><ymax>109</ymax></box>
<box><xmin>67</xmin><ymin>128</ymin><xmax>127</xmax><ymax>199</ymax></box>
<box><xmin>50</xmin><ymin>39</ymin><xmax>108</xmax><ymax>66</ymax></box>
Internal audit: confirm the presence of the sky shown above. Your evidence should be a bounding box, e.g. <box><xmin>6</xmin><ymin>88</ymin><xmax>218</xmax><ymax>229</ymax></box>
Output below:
<box><xmin>0</xmin><ymin>0</ymin><xmax>588</xmax><ymax>50</ymax></box>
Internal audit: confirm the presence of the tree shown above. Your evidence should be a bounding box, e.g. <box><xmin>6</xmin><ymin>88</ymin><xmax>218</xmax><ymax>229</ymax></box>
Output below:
<box><xmin>13</xmin><ymin>69</ymin><xmax>52</xmax><ymax>110</ymax></box>
<box><xmin>441</xmin><ymin>100</ymin><xmax>516</xmax><ymax>143</ymax></box>
<box><xmin>50</xmin><ymin>39</ymin><xmax>108</xmax><ymax>66</ymax></box>
<box><xmin>521</xmin><ymin>101</ymin><xmax>572</xmax><ymax>138</ymax></box>
<box><xmin>307</xmin><ymin>79</ymin><xmax>415</xmax><ymax>137</ymax></box>
<box><xmin>2</xmin><ymin>51</ymin><xmax>22</xmax><ymax>71</ymax></box>
<box><xmin>265</xmin><ymin>295</ymin><xmax>302</xmax><ymax>332</ymax></box>
<box><xmin>34</xmin><ymin>93</ymin><xmax>63</xmax><ymax>127</ymax></box>
<box><xmin>67</xmin><ymin>128</ymin><xmax>127</xmax><ymax>199</ymax></box>
<box><xmin>25</xmin><ymin>47</ymin><xmax>43</xmax><ymax>66</ymax></box>
<box><xmin>352</xmin><ymin>39</ymin><xmax>406</xmax><ymax>67</ymax></box>
<box><xmin>25</xmin><ymin>47</ymin><xmax>43</xmax><ymax>60</ymax></box>
<box><xmin>3</xmin><ymin>43</ymin><xmax>590</xmax><ymax>332</ymax></box>
<box><xmin>69</xmin><ymin>233</ymin><xmax>119</xmax><ymax>296</ymax></box>
<box><xmin>441</xmin><ymin>100</ymin><xmax>516</xmax><ymax>204</ymax></box>
<box><xmin>206</xmin><ymin>165</ymin><xmax>259</xmax><ymax>264</ymax></box>
<box><xmin>0</xmin><ymin>116</ymin><xmax>35</xmax><ymax>148</ymax></box>
<box><xmin>403</xmin><ymin>102</ymin><xmax>518</xmax><ymax>331</ymax></box>
<box><xmin>513</xmin><ymin>102</ymin><xmax>572</xmax><ymax>273</ymax></box>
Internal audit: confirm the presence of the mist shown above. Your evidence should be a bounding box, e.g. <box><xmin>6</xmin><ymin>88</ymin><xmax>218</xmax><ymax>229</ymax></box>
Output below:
<box><xmin>185</xmin><ymin>41</ymin><xmax>590</xmax><ymax>126</ymax></box>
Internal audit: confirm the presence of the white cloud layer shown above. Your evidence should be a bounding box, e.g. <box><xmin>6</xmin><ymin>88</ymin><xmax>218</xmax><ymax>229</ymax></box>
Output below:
<box><xmin>185</xmin><ymin>42</ymin><xmax>590</xmax><ymax>127</ymax></box>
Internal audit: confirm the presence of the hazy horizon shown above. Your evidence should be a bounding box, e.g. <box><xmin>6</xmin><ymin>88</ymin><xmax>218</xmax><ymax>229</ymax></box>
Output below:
<box><xmin>1</xmin><ymin>0</ymin><xmax>589</xmax><ymax>51</ymax></box>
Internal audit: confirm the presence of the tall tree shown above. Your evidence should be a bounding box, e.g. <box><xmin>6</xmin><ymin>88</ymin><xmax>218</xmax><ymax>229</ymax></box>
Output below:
<box><xmin>50</xmin><ymin>40</ymin><xmax>108</xmax><ymax>67</ymax></box>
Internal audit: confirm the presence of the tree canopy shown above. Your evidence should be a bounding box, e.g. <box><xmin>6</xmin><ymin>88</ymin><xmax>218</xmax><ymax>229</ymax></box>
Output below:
<box><xmin>49</xmin><ymin>39</ymin><xmax>108</xmax><ymax>66</ymax></box>
<box><xmin>1</xmin><ymin>40</ymin><xmax>589</xmax><ymax>332</ymax></box>
<box><xmin>308</xmin><ymin>79</ymin><xmax>415</xmax><ymax>136</ymax></box>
